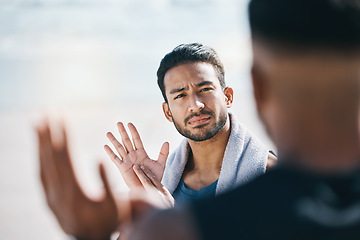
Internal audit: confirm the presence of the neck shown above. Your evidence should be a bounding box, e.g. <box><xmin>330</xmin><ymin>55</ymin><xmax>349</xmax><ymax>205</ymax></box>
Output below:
<box><xmin>186</xmin><ymin>115</ymin><xmax>231</xmax><ymax>172</ymax></box>
<box><xmin>279</xmin><ymin>123</ymin><xmax>360</xmax><ymax>174</ymax></box>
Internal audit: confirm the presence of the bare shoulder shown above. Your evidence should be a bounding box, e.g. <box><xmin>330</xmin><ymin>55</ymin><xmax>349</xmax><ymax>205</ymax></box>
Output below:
<box><xmin>130</xmin><ymin>207</ymin><xmax>201</xmax><ymax>240</ymax></box>
<box><xmin>266</xmin><ymin>152</ymin><xmax>278</xmax><ymax>171</ymax></box>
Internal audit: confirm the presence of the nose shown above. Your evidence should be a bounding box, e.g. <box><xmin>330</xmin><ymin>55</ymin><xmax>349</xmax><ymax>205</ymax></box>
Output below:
<box><xmin>188</xmin><ymin>95</ymin><xmax>205</xmax><ymax>113</ymax></box>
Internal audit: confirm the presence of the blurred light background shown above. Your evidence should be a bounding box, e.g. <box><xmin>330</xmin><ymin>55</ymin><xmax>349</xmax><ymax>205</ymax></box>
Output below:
<box><xmin>0</xmin><ymin>0</ymin><xmax>274</xmax><ymax>239</ymax></box>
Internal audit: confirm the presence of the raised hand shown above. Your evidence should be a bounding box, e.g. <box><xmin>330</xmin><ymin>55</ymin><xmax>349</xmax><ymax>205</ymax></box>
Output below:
<box><xmin>36</xmin><ymin>120</ymin><xmax>123</xmax><ymax>240</ymax></box>
<box><xmin>104</xmin><ymin>122</ymin><xmax>169</xmax><ymax>190</ymax></box>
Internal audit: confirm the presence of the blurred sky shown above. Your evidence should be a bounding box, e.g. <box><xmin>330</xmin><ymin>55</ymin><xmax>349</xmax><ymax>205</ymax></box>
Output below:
<box><xmin>0</xmin><ymin>0</ymin><xmax>252</xmax><ymax>111</ymax></box>
<box><xmin>0</xmin><ymin>0</ymin><xmax>274</xmax><ymax>239</ymax></box>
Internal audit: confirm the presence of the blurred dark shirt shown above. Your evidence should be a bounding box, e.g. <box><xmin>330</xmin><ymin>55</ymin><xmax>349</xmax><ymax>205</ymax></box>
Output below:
<box><xmin>190</xmin><ymin>162</ymin><xmax>360</xmax><ymax>240</ymax></box>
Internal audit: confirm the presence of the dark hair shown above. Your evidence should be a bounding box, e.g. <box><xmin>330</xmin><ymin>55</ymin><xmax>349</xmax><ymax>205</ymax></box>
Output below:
<box><xmin>157</xmin><ymin>43</ymin><xmax>226</xmax><ymax>102</ymax></box>
<box><xmin>249</xmin><ymin>0</ymin><xmax>360</xmax><ymax>49</ymax></box>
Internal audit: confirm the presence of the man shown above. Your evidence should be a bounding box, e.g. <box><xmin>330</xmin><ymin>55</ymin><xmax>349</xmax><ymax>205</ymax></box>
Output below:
<box><xmin>104</xmin><ymin>43</ymin><xmax>276</xmax><ymax>203</ymax></box>
<box><xmin>129</xmin><ymin>0</ymin><xmax>360</xmax><ymax>239</ymax></box>
<box><xmin>36</xmin><ymin>0</ymin><xmax>360</xmax><ymax>239</ymax></box>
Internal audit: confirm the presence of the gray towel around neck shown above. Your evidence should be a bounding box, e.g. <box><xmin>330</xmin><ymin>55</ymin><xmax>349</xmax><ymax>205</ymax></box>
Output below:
<box><xmin>161</xmin><ymin>113</ymin><xmax>270</xmax><ymax>196</ymax></box>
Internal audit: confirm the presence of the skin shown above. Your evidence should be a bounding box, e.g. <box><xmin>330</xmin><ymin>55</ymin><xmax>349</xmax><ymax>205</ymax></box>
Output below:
<box><xmin>104</xmin><ymin>122</ymin><xmax>175</xmax><ymax>205</ymax></box>
<box><xmin>105</xmin><ymin>61</ymin><xmax>276</xmax><ymax>193</ymax></box>
<box><xmin>36</xmin><ymin>49</ymin><xmax>278</xmax><ymax>240</ymax></box>
<box><xmin>104</xmin><ymin>122</ymin><xmax>169</xmax><ymax>189</ymax></box>
<box><xmin>162</xmin><ymin>62</ymin><xmax>233</xmax><ymax>190</ymax></box>
<box><xmin>36</xmin><ymin>120</ymin><xmax>123</xmax><ymax>240</ymax></box>
<box><xmin>105</xmin><ymin>62</ymin><xmax>234</xmax><ymax>192</ymax></box>
<box><xmin>128</xmin><ymin>43</ymin><xmax>360</xmax><ymax>239</ymax></box>
<box><xmin>36</xmin><ymin>43</ymin><xmax>360</xmax><ymax>239</ymax></box>
<box><xmin>251</xmin><ymin>43</ymin><xmax>360</xmax><ymax>173</ymax></box>
<box><xmin>36</xmin><ymin>120</ymin><xmax>173</xmax><ymax>240</ymax></box>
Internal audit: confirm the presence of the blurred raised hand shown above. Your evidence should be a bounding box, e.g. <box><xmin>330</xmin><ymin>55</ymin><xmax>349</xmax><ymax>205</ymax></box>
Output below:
<box><xmin>36</xmin><ymin>120</ymin><xmax>124</xmax><ymax>240</ymax></box>
<box><xmin>104</xmin><ymin>122</ymin><xmax>169</xmax><ymax>190</ymax></box>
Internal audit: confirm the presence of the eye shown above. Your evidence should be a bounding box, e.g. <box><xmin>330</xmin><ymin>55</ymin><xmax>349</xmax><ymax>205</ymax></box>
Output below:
<box><xmin>200</xmin><ymin>87</ymin><xmax>212</xmax><ymax>92</ymax></box>
<box><xmin>174</xmin><ymin>93</ymin><xmax>186</xmax><ymax>100</ymax></box>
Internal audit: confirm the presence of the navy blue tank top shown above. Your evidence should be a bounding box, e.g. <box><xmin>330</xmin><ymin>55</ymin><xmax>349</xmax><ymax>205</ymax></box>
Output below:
<box><xmin>173</xmin><ymin>178</ymin><xmax>218</xmax><ymax>204</ymax></box>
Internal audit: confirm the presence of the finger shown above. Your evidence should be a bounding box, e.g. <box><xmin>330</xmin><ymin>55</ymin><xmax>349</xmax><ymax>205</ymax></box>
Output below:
<box><xmin>117</xmin><ymin>122</ymin><xmax>134</xmax><ymax>153</ymax></box>
<box><xmin>156</xmin><ymin>184</ymin><xmax>175</xmax><ymax>207</ymax></box>
<box><xmin>127</xmin><ymin>123</ymin><xmax>144</xmax><ymax>151</ymax></box>
<box><xmin>37</xmin><ymin>121</ymin><xmax>58</xmax><ymax>189</ymax></box>
<box><xmin>133</xmin><ymin>165</ymin><xmax>155</xmax><ymax>191</ymax></box>
<box><xmin>104</xmin><ymin>145</ymin><xmax>124</xmax><ymax>169</ymax></box>
<box><xmin>37</xmin><ymin>120</ymin><xmax>65</xmax><ymax>211</ymax></box>
<box><xmin>140</xmin><ymin>166</ymin><xmax>174</xmax><ymax>206</ymax></box>
<box><xmin>106</xmin><ymin>132</ymin><xmax>127</xmax><ymax>159</ymax></box>
<box><xmin>160</xmin><ymin>185</ymin><xmax>173</xmax><ymax>201</ymax></box>
<box><xmin>157</xmin><ymin>142</ymin><xmax>169</xmax><ymax>168</ymax></box>
<box><xmin>134</xmin><ymin>166</ymin><xmax>175</xmax><ymax>208</ymax></box>
<box><xmin>98</xmin><ymin>163</ymin><xmax>116</xmax><ymax>203</ymax></box>
<box><xmin>140</xmin><ymin>165</ymin><xmax>163</xmax><ymax>190</ymax></box>
<box><xmin>58</xmin><ymin>120</ymin><xmax>75</xmax><ymax>171</ymax></box>
<box><xmin>36</xmin><ymin>123</ymin><xmax>51</xmax><ymax>192</ymax></box>
<box><xmin>52</xmin><ymin>121</ymin><xmax>78</xmax><ymax>186</ymax></box>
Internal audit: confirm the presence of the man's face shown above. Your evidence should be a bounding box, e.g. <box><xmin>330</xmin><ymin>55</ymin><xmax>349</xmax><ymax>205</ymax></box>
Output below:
<box><xmin>162</xmin><ymin>62</ymin><xmax>232</xmax><ymax>142</ymax></box>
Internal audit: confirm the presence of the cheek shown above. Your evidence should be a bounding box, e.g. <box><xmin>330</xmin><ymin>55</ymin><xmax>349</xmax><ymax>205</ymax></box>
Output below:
<box><xmin>167</xmin><ymin>103</ymin><xmax>184</xmax><ymax>120</ymax></box>
<box><xmin>206</xmin><ymin>94</ymin><xmax>228</xmax><ymax>111</ymax></box>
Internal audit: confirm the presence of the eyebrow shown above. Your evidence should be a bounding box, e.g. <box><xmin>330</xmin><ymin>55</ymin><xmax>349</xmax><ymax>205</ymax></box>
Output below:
<box><xmin>196</xmin><ymin>81</ymin><xmax>213</xmax><ymax>88</ymax></box>
<box><xmin>169</xmin><ymin>81</ymin><xmax>214</xmax><ymax>94</ymax></box>
<box><xmin>170</xmin><ymin>87</ymin><xmax>186</xmax><ymax>94</ymax></box>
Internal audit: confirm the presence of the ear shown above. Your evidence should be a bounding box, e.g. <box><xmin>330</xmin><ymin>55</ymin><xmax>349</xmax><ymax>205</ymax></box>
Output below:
<box><xmin>162</xmin><ymin>102</ymin><xmax>173</xmax><ymax>122</ymax></box>
<box><xmin>223</xmin><ymin>87</ymin><xmax>234</xmax><ymax>108</ymax></box>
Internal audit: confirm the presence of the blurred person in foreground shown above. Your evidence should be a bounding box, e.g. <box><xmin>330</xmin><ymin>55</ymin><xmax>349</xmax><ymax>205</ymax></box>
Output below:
<box><xmin>36</xmin><ymin>0</ymin><xmax>360</xmax><ymax>239</ymax></box>
<box><xmin>104</xmin><ymin>43</ymin><xmax>276</xmax><ymax>205</ymax></box>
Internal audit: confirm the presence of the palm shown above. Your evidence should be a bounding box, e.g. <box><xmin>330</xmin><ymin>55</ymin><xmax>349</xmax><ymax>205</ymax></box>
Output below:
<box><xmin>135</xmin><ymin>150</ymin><xmax>165</xmax><ymax>180</ymax></box>
<box><xmin>37</xmin><ymin>121</ymin><xmax>119</xmax><ymax>240</ymax></box>
<box><xmin>58</xmin><ymin>170</ymin><xmax>118</xmax><ymax>239</ymax></box>
<box><xmin>105</xmin><ymin>122</ymin><xmax>169</xmax><ymax>190</ymax></box>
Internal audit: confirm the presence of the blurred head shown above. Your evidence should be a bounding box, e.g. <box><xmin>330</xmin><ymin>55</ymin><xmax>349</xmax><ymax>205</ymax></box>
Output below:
<box><xmin>158</xmin><ymin>44</ymin><xmax>233</xmax><ymax>142</ymax></box>
<box><xmin>248</xmin><ymin>0</ymin><xmax>360</xmax><ymax>157</ymax></box>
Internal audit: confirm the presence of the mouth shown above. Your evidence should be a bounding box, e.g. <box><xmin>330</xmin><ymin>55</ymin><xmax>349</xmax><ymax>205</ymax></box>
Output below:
<box><xmin>187</xmin><ymin>115</ymin><xmax>211</xmax><ymax>126</ymax></box>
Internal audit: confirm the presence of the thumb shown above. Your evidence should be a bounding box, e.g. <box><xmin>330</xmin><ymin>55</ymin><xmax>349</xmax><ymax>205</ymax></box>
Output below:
<box><xmin>159</xmin><ymin>185</ymin><xmax>175</xmax><ymax>208</ymax></box>
<box><xmin>157</xmin><ymin>142</ymin><xmax>169</xmax><ymax>168</ymax></box>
